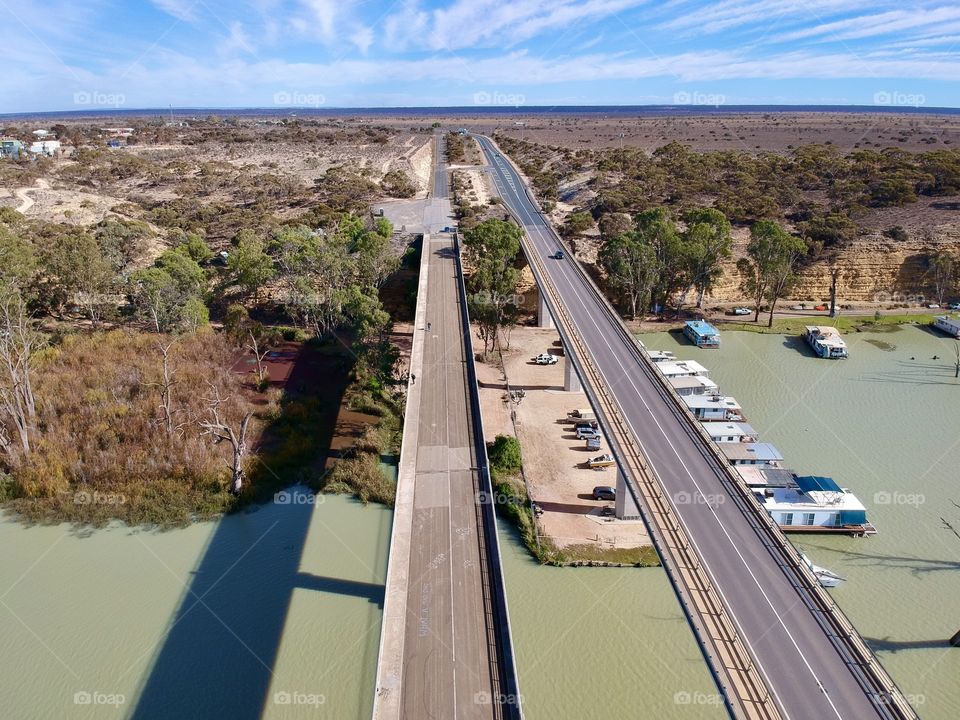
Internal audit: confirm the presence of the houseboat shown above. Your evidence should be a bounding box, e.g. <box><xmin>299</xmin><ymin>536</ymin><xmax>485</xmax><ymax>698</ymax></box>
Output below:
<box><xmin>684</xmin><ymin>319</ymin><xmax>721</xmax><ymax>348</ymax></box>
<box><xmin>933</xmin><ymin>315</ymin><xmax>960</xmax><ymax>338</ymax></box>
<box><xmin>720</xmin><ymin>442</ymin><xmax>784</xmax><ymax>467</ymax></box>
<box><xmin>753</xmin><ymin>474</ymin><xmax>876</xmax><ymax>535</ymax></box>
<box><xmin>683</xmin><ymin>394</ymin><xmax>744</xmax><ymax>421</ymax></box>
<box><xmin>701</xmin><ymin>421</ymin><xmax>757</xmax><ymax>443</ymax></box>
<box><xmin>804</xmin><ymin>326</ymin><xmax>848</xmax><ymax>359</ymax></box>
<box><xmin>656</xmin><ymin>359</ymin><xmax>710</xmax><ymax>378</ymax></box>
<box><xmin>668</xmin><ymin>375</ymin><xmax>719</xmax><ymax>397</ymax></box>
<box><xmin>647</xmin><ymin>349</ymin><xmax>677</xmax><ymax>363</ymax></box>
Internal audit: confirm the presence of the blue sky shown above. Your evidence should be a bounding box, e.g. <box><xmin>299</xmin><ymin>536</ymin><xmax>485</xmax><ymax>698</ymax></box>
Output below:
<box><xmin>2</xmin><ymin>0</ymin><xmax>959</xmax><ymax>112</ymax></box>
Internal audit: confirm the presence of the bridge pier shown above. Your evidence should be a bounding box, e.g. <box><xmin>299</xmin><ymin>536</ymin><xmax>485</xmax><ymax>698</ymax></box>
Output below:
<box><xmin>615</xmin><ymin>468</ymin><xmax>641</xmax><ymax>520</ymax></box>
<box><xmin>563</xmin><ymin>353</ymin><xmax>581</xmax><ymax>393</ymax></box>
<box><xmin>537</xmin><ymin>291</ymin><xmax>554</xmax><ymax>329</ymax></box>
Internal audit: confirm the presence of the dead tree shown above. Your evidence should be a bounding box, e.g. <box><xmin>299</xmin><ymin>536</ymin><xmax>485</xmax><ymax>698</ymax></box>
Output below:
<box><xmin>199</xmin><ymin>384</ymin><xmax>253</xmax><ymax>494</ymax></box>
<box><xmin>0</xmin><ymin>289</ymin><xmax>39</xmax><ymax>458</ymax></box>
<box><xmin>147</xmin><ymin>340</ymin><xmax>181</xmax><ymax>438</ymax></box>
<box><xmin>249</xmin><ymin>330</ymin><xmax>270</xmax><ymax>388</ymax></box>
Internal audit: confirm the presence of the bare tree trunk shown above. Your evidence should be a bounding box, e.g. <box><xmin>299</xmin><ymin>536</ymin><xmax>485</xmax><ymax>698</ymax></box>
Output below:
<box><xmin>199</xmin><ymin>385</ymin><xmax>253</xmax><ymax>494</ymax></box>
<box><xmin>155</xmin><ymin>340</ymin><xmax>177</xmax><ymax>437</ymax></box>
<box><xmin>249</xmin><ymin>330</ymin><xmax>270</xmax><ymax>388</ymax></box>
<box><xmin>0</xmin><ymin>290</ymin><xmax>40</xmax><ymax>457</ymax></box>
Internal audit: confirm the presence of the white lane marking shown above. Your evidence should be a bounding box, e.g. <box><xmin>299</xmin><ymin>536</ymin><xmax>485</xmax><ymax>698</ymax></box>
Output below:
<box><xmin>483</xmin><ymin>140</ymin><xmax>849</xmax><ymax>719</ymax></box>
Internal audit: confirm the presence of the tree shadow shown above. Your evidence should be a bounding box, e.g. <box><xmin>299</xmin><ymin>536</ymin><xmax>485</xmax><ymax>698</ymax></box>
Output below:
<box><xmin>129</xmin><ymin>343</ymin><xmax>383</xmax><ymax>720</ymax></box>
<box><xmin>865</xmin><ymin>636</ymin><xmax>952</xmax><ymax>653</ymax></box>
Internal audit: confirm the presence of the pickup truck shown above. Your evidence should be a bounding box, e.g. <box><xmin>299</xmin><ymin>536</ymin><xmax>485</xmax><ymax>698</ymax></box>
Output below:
<box><xmin>534</xmin><ymin>353</ymin><xmax>558</xmax><ymax>365</ymax></box>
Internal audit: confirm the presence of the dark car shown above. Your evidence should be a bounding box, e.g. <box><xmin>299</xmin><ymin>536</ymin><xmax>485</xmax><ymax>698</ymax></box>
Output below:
<box><xmin>574</xmin><ymin>421</ymin><xmax>599</xmax><ymax>431</ymax></box>
<box><xmin>592</xmin><ymin>485</ymin><xmax>616</xmax><ymax>501</ymax></box>
<box><xmin>554</xmin><ymin>249</ymin><xmax>564</xmax><ymax>259</ymax></box>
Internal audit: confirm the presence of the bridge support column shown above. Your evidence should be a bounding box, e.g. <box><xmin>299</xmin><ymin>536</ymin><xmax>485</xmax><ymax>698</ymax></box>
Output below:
<box><xmin>563</xmin><ymin>353</ymin><xmax>581</xmax><ymax>393</ymax></box>
<box><xmin>951</xmin><ymin>628</ymin><xmax>960</xmax><ymax>647</ymax></box>
<box><xmin>614</xmin><ymin>469</ymin><xmax>642</xmax><ymax>520</ymax></box>
<box><xmin>537</xmin><ymin>291</ymin><xmax>554</xmax><ymax>329</ymax></box>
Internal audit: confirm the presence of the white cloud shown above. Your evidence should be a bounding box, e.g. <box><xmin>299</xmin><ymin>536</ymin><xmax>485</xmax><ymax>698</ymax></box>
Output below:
<box><xmin>151</xmin><ymin>0</ymin><xmax>199</xmax><ymax>23</ymax></box>
<box><xmin>780</xmin><ymin>7</ymin><xmax>960</xmax><ymax>43</ymax></box>
<box><xmin>350</xmin><ymin>26</ymin><xmax>374</xmax><ymax>55</ymax></box>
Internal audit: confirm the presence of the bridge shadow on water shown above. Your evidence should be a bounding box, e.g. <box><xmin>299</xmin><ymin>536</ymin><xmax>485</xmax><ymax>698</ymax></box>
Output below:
<box><xmin>130</xmin><ymin>342</ymin><xmax>385</xmax><ymax>720</ymax></box>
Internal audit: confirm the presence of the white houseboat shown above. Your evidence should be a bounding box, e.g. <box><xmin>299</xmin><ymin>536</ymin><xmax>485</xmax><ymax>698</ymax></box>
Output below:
<box><xmin>933</xmin><ymin>315</ymin><xmax>960</xmax><ymax>338</ymax></box>
<box><xmin>804</xmin><ymin>326</ymin><xmax>848</xmax><ymax>359</ymax></box>
<box><xmin>720</xmin><ymin>442</ymin><xmax>783</xmax><ymax>467</ymax></box>
<box><xmin>753</xmin><ymin>475</ymin><xmax>876</xmax><ymax>535</ymax></box>
<box><xmin>656</xmin><ymin>359</ymin><xmax>710</xmax><ymax>378</ymax></box>
<box><xmin>701</xmin><ymin>421</ymin><xmax>758</xmax><ymax>443</ymax></box>
<box><xmin>647</xmin><ymin>350</ymin><xmax>677</xmax><ymax>363</ymax></box>
<box><xmin>668</xmin><ymin>375</ymin><xmax>719</xmax><ymax>397</ymax></box>
<box><xmin>683</xmin><ymin>395</ymin><xmax>744</xmax><ymax>421</ymax></box>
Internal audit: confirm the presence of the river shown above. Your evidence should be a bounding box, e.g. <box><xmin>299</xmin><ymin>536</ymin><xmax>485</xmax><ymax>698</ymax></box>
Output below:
<box><xmin>1</xmin><ymin>325</ymin><xmax>957</xmax><ymax>719</ymax></box>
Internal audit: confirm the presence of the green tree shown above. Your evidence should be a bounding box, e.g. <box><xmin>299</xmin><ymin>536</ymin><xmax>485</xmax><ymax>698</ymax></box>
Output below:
<box><xmin>679</xmin><ymin>208</ymin><xmax>732</xmax><ymax>309</ymax></box>
<box><xmin>738</xmin><ymin>220</ymin><xmax>807</xmax><ymax>327</ymax></box>
<box><xmin>129</xmin><ymin>267</ymin><xmax>182</xmax><ymax>332</ymax></box>
<box><xmin>0</xmin><ymin>225</ymin><xmax>36</xmax><ymax>292</ymax></box>
<box><xmin>598</xmin><ymin>232</ymin><xmax>657</xmax><ymax>320</ymax></box>
<box><xmin>633</xmin><ymin>207</ymin><xmax>683</xmax><ymax>314</ymax></box>
<box><xmin>228</xmin><ymin>230</ymin><xmax>275</xmax><ymax>300</ymax></box>
<box><xmin>462</xmin><ymin>219</ymin><xmax>523</xmax><ymax>353</ymax></box>
<box><xmin>930</xmin><ymin>250</ymin><xmax>956</xmax><ymax>306</ymax></box>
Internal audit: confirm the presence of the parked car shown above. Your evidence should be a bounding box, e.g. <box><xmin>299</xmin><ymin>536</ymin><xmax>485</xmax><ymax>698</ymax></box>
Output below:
<box><xmin>574</xmin><ymin>421</ymin><xmax>599</xmax><ymax>432</ymax></box>
<box><xmin>568</xmin><ymin>408</ymin><xmax>595</xmax><ymax>420</ymax></box>
<box><xmin>948</xmin><ymin>302</ymin><xmax>960</xmax><ymax>310</ymax></box>
<box><xmin>592</xmin><ymin>485</ymin><xmax>616</xmax><ymax>501</ymax></box>
<box><xmin>813</xmin><ymin>304</ymin><xmax>828</xmax><ymax>311</ymax></box>
<box><xmin>534</xmin><ymin>353</ymin><xmax>558</xmax><ymax>365</ymax></box>
<box><xmin>576</xmin><ymin>426</ymin><xmax>601</xmax><ymax>440</ymax></box>
<box><xmin>790</xmin><ymin>303</ymin><xmax>807</xmax><ymax>311</ymax></box>
<box><xmin>600</xmin><ymin>505</ymin><xmax>615</xmax><ymax>517</ymax></box>
<box><xmin>586</xmin><ymin>437</ymin><xmax>602</xmax><ymax>451</ymax></box>
<box><xmin>554</xmin><ymin>249</ymin><xmax>565</xmax><ymax>259</ymax></box>
<box><xmin>927</xmin><ymin>303</ymin><xmax>941</xmax><ymax>309</ymax></box>
<box><xmin>731</xmin><ymin>307</ymin><xmax>751</xmax><ymax>316</ymax></box>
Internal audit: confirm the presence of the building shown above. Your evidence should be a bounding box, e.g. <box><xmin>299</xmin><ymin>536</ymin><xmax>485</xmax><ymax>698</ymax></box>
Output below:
<box><xmin>804</xmin><ymin>326</ymin><xmax>848</xmax><ymax>359</ymax></box>
<box><xmin>933</xmin><ymin>315</ymin><xmax>960</xmax><ymax>338</ymax></box>
<box><xmin>701</xmin><ymin>421</ymin><xmax>757</xmax><ymax>443</ymax></box>
<box><xmin>753</xmin><ymin>475</ymin><xmax>875</xmax><ymax>534</ymax></box>
<box><xmin>720</xmin><ymin>442</ymin><xmax>783</xmax><ymax>466</ymax></box>
<box><xmin>647</xmin><ymin>350</ymin><xmax>676</xmax><ymax>363</ymax></box>
<box><xmin>683</xmin><ymin>319</ymin><xmax>721</xmax><ymax>348</ymax></box>
<box><xmin>668</xmin><ymin>374</ymin><xmax>719</xmax><ymax>396</ymax></box>
<box><xmin>29</xmin><ymin>140</ymin><xmax>61</xmax><ymax>156</ymax></box>
<box><xmin>655</xmin><ymin>359</ymin><xmax>710</xmax><ymax>378</ymax></box>
<box><xmin>1</xmin><ymin>138</ymin><xmax>24</xmax><ymax>159</ymax></box>
<box><xmin>682</xmin><ymin>394</ymin><xmax>743</xmax><ymax>421</ymax></box>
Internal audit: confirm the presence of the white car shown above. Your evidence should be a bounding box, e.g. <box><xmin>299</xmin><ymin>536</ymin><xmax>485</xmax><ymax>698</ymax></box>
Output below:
<box><xmin>927</xmin><ymin>304</ymin><xmax>940</xmax><ymax>309</ymax></box>
<box><xmin>948</xmin><ymin>302</ymin><xmax>960</xmax><ymax>310</ymax></box>
<box><xmin>534</xmin><ymin>353</ymin><xmax>558</xmax><ymax>365</ymax></box>
<box><xmin>732</xmin><ymin>307</ymin><xmax>751</xmax><ymax>316</ymax></box>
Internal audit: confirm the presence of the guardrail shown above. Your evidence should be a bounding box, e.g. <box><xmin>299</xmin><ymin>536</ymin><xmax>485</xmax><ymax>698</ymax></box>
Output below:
<box><xmin>482</xmin><ymin>134</ymin><xmax>917</xmax><ymax>720</ymax></box>
<box><xmin>453</xmin><ymin>229</ymin><xmax>524</xmax><ymax>720</ymax></box>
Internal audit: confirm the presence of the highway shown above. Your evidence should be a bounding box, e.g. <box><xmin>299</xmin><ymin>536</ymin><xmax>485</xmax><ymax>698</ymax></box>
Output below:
<box><xmin>476</xmin><ymin>134</ymin><xmax>915</xmax><ymax>720</ymax></box>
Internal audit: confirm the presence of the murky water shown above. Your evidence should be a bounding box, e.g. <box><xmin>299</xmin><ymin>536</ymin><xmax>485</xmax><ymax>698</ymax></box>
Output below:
<box><xmin>2</xmin><ymin>326</ymin><xmax>958</xmax><ymax>719</ymax></box>
<box><xmin>636</xmin><ymin>324</ymin><xmax>960</xmax><ymax>719</ymax></box>
<box><xmin>0</xmin><ymin>493</ymin><xmax>391</xmax><ymax>719</ymax></box>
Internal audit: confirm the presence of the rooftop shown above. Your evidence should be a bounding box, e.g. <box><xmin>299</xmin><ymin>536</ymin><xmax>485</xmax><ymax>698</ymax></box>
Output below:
<box><xmin>720</xmin><ymin>442</ymin><xmax>784</xmax><ymax>463</ymax></box>
<box><xmin>682</xmin><ymin>394</ymin><xmax>741</xmax><ymax>410</ymax></box>
<box><xmin>736</xmin><ymin>466</ymin><xmax>798</xmax><ymax>487</ymax></box>
<box><xmin>656</xmin><ymin>359</ymin><xmax>710</xmax><ymax>377</ymax></box>
<box><xmin>701</xmin><ymin>421</ymin><xmax>758</xmax><ymax>437</ymax></box>
<box><xmin>685</xmin><ymin>319</ymin><xmax>720</xmax><ymax>337</ymax></box>
<box><xmin>668</xmin><ymin>375</ymin><xmax>718</xmax><ymax>391</ymax></box>
<box><xmin>806</xmin><ymin>326</ymin><xmax>847</xmax><ymax>348</ymax></box>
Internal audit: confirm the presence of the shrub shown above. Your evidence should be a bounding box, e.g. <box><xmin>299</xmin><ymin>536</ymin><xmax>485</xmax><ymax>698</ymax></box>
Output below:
<box><xmin>488</xmin><ymin>434</ymin><xmax>522</xmax><ymax>479</ymax></box>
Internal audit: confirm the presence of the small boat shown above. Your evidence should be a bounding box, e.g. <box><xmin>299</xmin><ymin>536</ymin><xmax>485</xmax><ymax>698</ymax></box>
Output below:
<box><xmin>587</xmin><ymin>453</ymin><xmax>616</xmax><ymax>469</ymax></box>
<box><xmin>802</xmin><ymin>553</ymin><xmax>845</xmax><ymax>588</ymax></box>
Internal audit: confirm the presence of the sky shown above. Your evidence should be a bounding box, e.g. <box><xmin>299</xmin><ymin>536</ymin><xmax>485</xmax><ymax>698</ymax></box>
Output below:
<box><xmin>1</xmin><ymin>0</ymin><xmax>959</xmax><ymax>113</ymax></box>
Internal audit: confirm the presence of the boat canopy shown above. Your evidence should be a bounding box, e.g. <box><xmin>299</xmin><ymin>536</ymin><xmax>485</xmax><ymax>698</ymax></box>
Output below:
<box><xmin>796</xmin><ymin>475</ymin><xmax>843</xmax><ymax>493</ymax></box>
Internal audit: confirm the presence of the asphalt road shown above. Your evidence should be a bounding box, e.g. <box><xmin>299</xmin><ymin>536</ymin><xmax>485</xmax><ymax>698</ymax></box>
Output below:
<box><xmin>476</xmin><ymin>135</ymin><xmax>895</xmax><ymax>720</ymax></box>
<box><xmin>396</xmin><ymin>135</ymin><xmax>498</xmax><ymax>719</ymax></box>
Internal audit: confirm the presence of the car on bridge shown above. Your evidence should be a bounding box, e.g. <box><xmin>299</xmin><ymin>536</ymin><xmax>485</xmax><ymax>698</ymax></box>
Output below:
<box><xmin>534</xmin><ymin>353</ymin><xmax>558</xmax><ymax>365</ymax></box>
<box><xmin>553</xmin><ymin>249</ymin><xmax>565</xmax><ymax>259</ymax></box>
<box><xmin>592</xmin><ymin>485</ymin><xmax>616</xmax><ymax>501</ymax></box>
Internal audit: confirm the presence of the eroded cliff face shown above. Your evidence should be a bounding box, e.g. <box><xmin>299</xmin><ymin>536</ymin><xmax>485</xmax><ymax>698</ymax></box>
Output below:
<box><xmin>709</xmin><ymin>232</ymin><xmax>960</xmax><ymax>304</ymax></box>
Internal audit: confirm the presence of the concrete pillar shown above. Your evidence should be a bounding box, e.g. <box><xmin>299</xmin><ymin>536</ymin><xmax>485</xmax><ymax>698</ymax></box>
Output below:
<box><xmin>564</xmin><ymin>354</ymin><xmax>581</xmax><ymax>393</ymax></box>
<box><xmin>615</xmin><ymin>468</ymin><xmax>628</xmax><ymax>520</ymax></box>
<box><xmin>951</xmin><ymin>628</ymin><xmax>960</xmax><ymax>647</ymax></box>
<box><xmin>537</xmin><ymin>292</ymin><xmax>554</xmax><ymax>329</ymax></box>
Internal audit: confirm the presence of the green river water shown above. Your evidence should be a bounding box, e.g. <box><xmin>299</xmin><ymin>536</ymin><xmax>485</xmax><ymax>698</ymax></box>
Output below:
<box><xmin>1</xmin><ymin>326</ymin><xmax>958</xmax><ymax>718</ymax></box>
